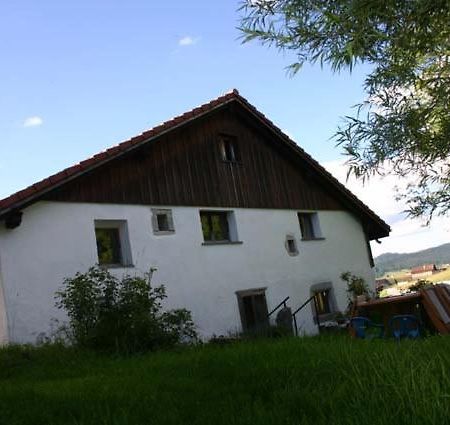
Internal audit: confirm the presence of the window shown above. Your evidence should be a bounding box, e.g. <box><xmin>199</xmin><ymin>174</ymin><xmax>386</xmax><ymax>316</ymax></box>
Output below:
<box><xmin>285</xmin><ymin>234</ymin><xmax>298</xmax><ymax>256</ymax></box>
<box><xmin>200</xmin><ymin>210</ymin><xmax>240</xmax><ymax>244</ymax></box>
<box><xmin>219</xmin><ymin>135</ymin><xmax>239</xmax><ymax>162</ymax></box>
<box><xmin>298</xmin><ymin>212</ymin><xmax>323</xmax><ymax>240</ymax></box>
<box><xmin>151</xmin><ymin>209</ymin><xmax>174</xmax><ymax>234</ymax></box>
<box><xmin>200</xmin><ymin>211</ymin><xmax>229</xmax><ymax>242</ymax></box>
<box><xmin>94</xmin><ymin>220</ymin><xmax>132</xmax><ymax>267</ymax></box>
<box><xmin>314</xmin><ymin>289</ymin><xmax>331</xmax><ymax>315</ymax></box>
<box><xmin>157</xmin><ymin>214</ymin><xmax>169</xmax><ymax>231</ymax></box>
<box><xmin>310</xmin><ymin>282</ymin><xmax>337</xmax><ymax>324</ymax></box>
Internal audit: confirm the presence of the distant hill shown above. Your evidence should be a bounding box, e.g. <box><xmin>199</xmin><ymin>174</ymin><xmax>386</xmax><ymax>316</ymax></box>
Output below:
<box><xmin>374</xmin><ymin>243</ymin><xmax>450</xmax><ymax>276</ymax></box>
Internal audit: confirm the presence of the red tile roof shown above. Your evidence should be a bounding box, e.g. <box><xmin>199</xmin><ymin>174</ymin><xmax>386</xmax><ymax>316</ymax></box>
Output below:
<box><xmin>0</xmin><ymin>89</ymin><xmax>390</xmax><ymax>237</ymax></box>
<box><xmin>411</xmin><ymin>264</ymin><xmax>437</xmax><ymax>274</ymax></box>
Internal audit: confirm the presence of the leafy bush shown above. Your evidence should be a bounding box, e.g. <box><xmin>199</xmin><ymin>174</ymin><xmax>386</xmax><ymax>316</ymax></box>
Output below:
<box><xmin>55</xmin><ymin>267</ymin><xmax>197</xmax><ymax>352</ymax></box>
<box><xmin>409</xmin><ymin>279</ymin><xmax>433</xmax><ymax>292</ymax></box>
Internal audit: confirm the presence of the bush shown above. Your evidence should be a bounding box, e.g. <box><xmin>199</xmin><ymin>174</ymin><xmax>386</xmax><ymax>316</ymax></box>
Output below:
<box><xmin>55</xmin><ymin>267</ymin><xmax>198</xmax><ymax>353</ymax></box>
<box><xmin>409</xmin><ymin>279</ymin><xmax>433</xmax><ymax>292</ymax></box>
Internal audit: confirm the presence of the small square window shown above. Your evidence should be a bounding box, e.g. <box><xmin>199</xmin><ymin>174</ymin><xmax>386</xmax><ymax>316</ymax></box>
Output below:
<box><xmin>298</xmin><ymin>212</ymin><xmax>322</xmax><ymax>240</ymax></box>
<box><xmin>285</xmin><ymin>234</ymin><xmax>298</xmax><ymax>256</ymax></box>
<box><xmin>219</xmin><ymin>136</ymin><xmax>239</xmax><ymax>162</ymax></box>
<box><xmin>287</xmin><ymin>239</ymin><xmax>296</xmax><ymax>252</ymax></box>
<box><xmin>152</xmin><ymin>209</ymin><xmax>174</xmax><ymax>234</ymax></box>
<box><xmin>157</xmin><ymin>214</ymin><xmax>169</xmax><ymax>231</ymax></box>
<box><xmin>286</xmin><ymin>237</ymin><xmax>298</xmax><ymax>256</ymax></box>
<box><xmin>94</xmin><ymin>220</ymin><xmax>132</xmax><ymax>267</ymax></box>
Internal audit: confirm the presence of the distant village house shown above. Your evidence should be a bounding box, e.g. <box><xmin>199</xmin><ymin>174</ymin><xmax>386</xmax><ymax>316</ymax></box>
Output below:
<box><xmin>411</xmin><ymin>264</ymin><xmax>439</xmax><ymax>280</ymax></box>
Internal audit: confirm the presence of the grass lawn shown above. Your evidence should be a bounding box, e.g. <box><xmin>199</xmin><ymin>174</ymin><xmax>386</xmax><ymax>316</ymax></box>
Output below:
<box><xmin>1</xmin><ymin>336</ymin><xmax>450</xmax><ymax>425</ymax></box>
<box><xmin>429</xmin><ymin>268</ymin><xmax>450</xmax><ymax>282</ymax></box>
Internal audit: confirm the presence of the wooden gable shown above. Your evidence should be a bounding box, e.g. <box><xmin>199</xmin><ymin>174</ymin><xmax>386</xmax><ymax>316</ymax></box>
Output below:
<box><xmin>0</xmin><ymin>90</ymin><xmax>390</xmax><ymax>239</ymax></box>
<box><xmin>43</xmin><ymin>103</ymin><xmax>344</xmax><ymax>212</ymax></box>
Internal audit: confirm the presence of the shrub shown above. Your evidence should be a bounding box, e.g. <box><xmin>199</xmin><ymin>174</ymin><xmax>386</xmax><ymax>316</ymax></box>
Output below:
<box><xmin>55</xmin><ymin>267</ymin><xmax>197</xmax><ymax>353</ymax></box>
<box><xmin>409</xmin><ymin>279</ymin><xmax>433</xmax><ymax>292</ymax></box>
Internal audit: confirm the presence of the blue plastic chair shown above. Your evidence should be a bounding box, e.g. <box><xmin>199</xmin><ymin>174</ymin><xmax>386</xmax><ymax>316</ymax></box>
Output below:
<box><xmin>349</xmin><ymin>316</ymin><xmax>384</xmax><ymax>339</ymax></box>
<box><xmin>388</xmin><ymin>315</ymin><xmax>420</xmax><ymax>340</ymax></box>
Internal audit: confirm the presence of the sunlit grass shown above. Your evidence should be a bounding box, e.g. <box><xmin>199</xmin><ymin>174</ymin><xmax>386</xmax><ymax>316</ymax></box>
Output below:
<box><xmin>429</xmin><ymin>268</ymin><xmax>450</xmax><ymax>282</ymax></box>
<box><xmin>1</xmin><ymin>336</ymin><xmax>450</xmax><ymax>425</ymax></box>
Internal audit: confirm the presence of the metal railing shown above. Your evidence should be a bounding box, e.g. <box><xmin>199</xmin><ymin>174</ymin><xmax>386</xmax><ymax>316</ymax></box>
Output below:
<box><xmin>292</xmin><ymin>295</ymin><xmax>317</xmax><ymax>336</ymax></box>
<box><xmin>267</xmin><ymin>296</ymin><xmax>290</xmax><ymax>319</ymax></box>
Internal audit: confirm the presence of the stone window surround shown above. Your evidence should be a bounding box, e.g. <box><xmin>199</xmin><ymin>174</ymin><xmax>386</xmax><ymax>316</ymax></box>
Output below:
<box><xmin>310</xmin><ymin>281</ymin><xmax>338</xmax><ymax>324</ymax></box>
<box><xmin>285</xmin><ymin>234</ymin><xmax>299</xmax><ymax>256</ymax></box>
<box><xmin>151</xmin><ymin>208</ymin><xmax>175</xmax><ymax>235</ymax></box>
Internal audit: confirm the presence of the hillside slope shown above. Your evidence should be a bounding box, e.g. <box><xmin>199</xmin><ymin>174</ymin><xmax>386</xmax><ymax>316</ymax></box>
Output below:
<box><xmin>375</xmin><ymin>243</ymin><xmax>450</xmax><ymax>275</ymax></box>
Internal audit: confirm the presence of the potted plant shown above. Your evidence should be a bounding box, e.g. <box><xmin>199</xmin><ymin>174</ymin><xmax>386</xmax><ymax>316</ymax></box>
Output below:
<box><xmin>341</xmin><ymin>272</ymin><xmax>370</xmax><ymax>306</ymax></box>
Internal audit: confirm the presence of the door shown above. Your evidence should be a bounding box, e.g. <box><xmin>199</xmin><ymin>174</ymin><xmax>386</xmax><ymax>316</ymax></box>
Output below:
<box><xmin>237</xmin><ymin>289</ymin><xmax>269</xmax><ymax>332</ymax></box>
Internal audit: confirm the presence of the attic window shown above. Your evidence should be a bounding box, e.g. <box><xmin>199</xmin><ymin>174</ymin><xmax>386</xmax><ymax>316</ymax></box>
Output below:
<box><xmin>219</xmin><ymin>135</ymin><xmax>238</xmax><ymax>162</ymax></box>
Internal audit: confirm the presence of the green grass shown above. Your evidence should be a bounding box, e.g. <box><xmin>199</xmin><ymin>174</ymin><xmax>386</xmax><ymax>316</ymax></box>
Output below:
<box><xmin>429</xmin><ymin>268</ymin><xmax>450</xmax><ymax>282</ymax></box>
<box><xmin>1</xmin><ymin>336</ymin><xmax>450</xmax><ymax>425</ymax></box>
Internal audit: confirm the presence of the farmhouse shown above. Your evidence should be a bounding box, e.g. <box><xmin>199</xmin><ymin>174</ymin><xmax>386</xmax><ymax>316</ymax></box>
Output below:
<box><xmin>0</xmin><ymin>90</ymin><xmax>390</xmax><ymax>344</ymax></box>
<box><xmin>411</xmin><ymin>264</ymin><xmax>439</xmax><ymax>280</ymax></box>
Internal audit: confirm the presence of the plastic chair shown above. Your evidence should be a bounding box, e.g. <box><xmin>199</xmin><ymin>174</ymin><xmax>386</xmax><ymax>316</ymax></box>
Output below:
<box><xmin>388</xmin><ymin>315</ymin><xmax>420</xmax><ymax>340</ymax></box>
<box><xmin>349</xmin><ymin>316</ymin><xmax>384</xmax><ymax>339</ymax></box>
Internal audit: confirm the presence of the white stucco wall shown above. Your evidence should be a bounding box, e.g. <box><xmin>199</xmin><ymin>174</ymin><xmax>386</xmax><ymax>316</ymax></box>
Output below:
<box><xmin>0</xmin><ymin>201</ymin><xmax>374</xmax><ymax>343</ymax></box>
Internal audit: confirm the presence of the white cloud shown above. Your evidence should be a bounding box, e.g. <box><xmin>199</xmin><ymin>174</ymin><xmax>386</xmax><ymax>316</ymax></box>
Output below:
<box><xmin>321</xmin><ymin>159</ymin><xmax>450</xmax><ymax>256</ymax></box>
<box><xmin>178</xmin><ymin>36</ymin><xmax>198</xmax><ymax>46</ymax></box>
<box><xmin>23</xmin><ymin>116</ymin><xmax>43</xmax><ymax>127</ymax></box>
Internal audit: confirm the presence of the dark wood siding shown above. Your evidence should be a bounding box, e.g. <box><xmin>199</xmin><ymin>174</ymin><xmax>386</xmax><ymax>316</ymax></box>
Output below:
<box><xmin>44</xmin><ymin>105</ymin><xmax>344</xmax><ymax>211</ymax></box>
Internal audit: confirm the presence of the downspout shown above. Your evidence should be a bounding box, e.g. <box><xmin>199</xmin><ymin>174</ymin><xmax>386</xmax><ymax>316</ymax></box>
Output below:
<box><xmin>0</xmin><ymin>240</ymin><xmax>9</xmax><ymax>345</ymax></box>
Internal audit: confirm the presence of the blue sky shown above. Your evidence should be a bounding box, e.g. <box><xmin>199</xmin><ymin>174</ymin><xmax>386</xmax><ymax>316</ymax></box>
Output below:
<box><xmin>1</xmin><ymin>1</ymin><xmax>448</xmax><ymax>255</ymax></box>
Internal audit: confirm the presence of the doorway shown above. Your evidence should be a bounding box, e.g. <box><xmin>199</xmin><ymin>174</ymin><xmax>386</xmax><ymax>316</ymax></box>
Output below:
<box><xmin>236</xmin><ymin>288</ymin><xmax>269</xmax><ymax>332</ymax></box>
